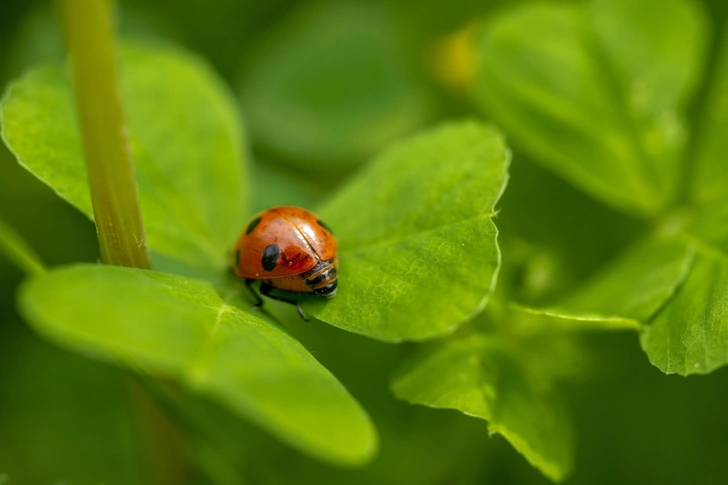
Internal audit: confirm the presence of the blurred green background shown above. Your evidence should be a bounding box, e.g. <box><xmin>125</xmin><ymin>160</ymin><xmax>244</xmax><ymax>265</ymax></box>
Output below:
<box><xmin>1</xmin><ymin>0</ymin><xmax>728</xmax><ymax>483</ymax></box>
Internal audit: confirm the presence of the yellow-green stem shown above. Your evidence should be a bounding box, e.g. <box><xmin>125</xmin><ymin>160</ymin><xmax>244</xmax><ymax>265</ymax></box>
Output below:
<box><xmin>59</xmin><ymin>0</ymin><xmax>150</xmax><ymax>269</ymax></box>
<box><xmin>57</xmin><ymin>3</ymin><xmax>185</xmax><ymax>483</ymax></box>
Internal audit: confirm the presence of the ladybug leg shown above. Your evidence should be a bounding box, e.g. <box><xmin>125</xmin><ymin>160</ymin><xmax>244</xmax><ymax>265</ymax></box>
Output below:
<box><xmin>244</xmin><ymin>279</ymin><xmax>263</xmax><ymax>308</ymax></box>
<box><xmin>294</xmin><ymin>302</ymin><xmax>309</xmax><ymax>322</ymax></box>
<box><xmin>259</xmin><ymin>283</ymin><xmax>310</xmax><ymax>321</ymax></box>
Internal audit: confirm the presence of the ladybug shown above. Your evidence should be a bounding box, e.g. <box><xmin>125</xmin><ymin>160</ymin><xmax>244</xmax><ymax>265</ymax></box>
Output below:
<box><xmin>231</xmin><ymin>206</ymin><xmax>338</xmax><ymax>319</ymax></box>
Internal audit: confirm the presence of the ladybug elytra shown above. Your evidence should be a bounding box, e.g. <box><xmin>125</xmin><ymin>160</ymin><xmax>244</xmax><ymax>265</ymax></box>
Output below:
<box><xmin>231</xmin><ymin>206</ymin><xmax>338</xmax><ymax>319</ymax></box>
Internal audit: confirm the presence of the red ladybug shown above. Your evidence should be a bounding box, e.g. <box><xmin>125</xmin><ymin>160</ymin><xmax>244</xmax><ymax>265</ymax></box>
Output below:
<box><xmin>231</xmin><ymin>206</ymin><xmax>338</xmax><ymax>319</ymax></box>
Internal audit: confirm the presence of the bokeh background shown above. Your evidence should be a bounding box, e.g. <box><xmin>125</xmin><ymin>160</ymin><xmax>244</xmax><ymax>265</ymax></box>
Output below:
<box><xmin>1</xmin><ymin>0</ymin><xmax>728</xmax><ymax>483</ymax></box>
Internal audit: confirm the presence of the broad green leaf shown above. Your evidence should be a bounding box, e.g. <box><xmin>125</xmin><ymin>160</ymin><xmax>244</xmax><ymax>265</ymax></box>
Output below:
<box><xmin>303</xmin><ymin>121</ymin><xmax>510</xmax><ymax>342</ymax></box>
<box><xmin>692</xmin><ymin>29</ymin><xmax>728</xmax><ymax>205</ymax></box>
<box><xmin>1</xmin><ymin>41</ymin><xmax>247</xmax><ymax>271</ymax></box>
<box><xmin>641</xmin><ymin>250</ymin><xmax>728</xmax><ymax>375</ymax></box>
<box><xmin>471</xmin><ymin>0</ymin><xmax>706</xmax><ymax>215</ymax></box>
<box><xmin>392</xmin><ymin>336</ymin><xmax>574</xmax><ymax>482</ymax></box>
<box><xmin>538</xmin><ymin>236</ymin><xmax>694</xmax><ymax>323</ymax></box>
<box><xmin>18</xmin><ymin>264</ymin><xmax>377</xmax><ymax>466</ymax></box>
<box><xmin>238</xmin><ymin>1</ymin><xmax>434</xmax><ymax>171</ymax></box>
<box><xmin>650</xmin><ymin>30</ymin><xmax>728</xmax><ymax>375</ymax></box>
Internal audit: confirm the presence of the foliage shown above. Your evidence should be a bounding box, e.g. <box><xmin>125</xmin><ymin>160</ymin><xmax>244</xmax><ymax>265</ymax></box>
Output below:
<box><xmin>470</xmin><ymin>0</ymin><xmax>728</xmax><ymax>377</ymax></box>
<box><xmin>18</xmin><ymin>264</ymin><xmax>376</xmax><ymax>466</ymax></box>
<box><xmin>1</xmin><ymin>0</ymin><xmax>728</xmax><ymax>484</ymax></box>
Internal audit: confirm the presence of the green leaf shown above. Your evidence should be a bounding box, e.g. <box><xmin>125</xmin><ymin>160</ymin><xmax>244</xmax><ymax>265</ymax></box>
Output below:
<box><xmin>589</xmin><ymin>0</ymin><xmax>707</xmax><ymax>114</ymax></box>
<box><xmin>535</xmin><ymin>236</ymin><xmax>694</xmax><ymax>324</ymax></box>
<box><xmin>471</xmin><ymin>0</ymin><xmax>707</xmax><ymax>215</ymax></box>
<box><xmin>512</xmin><ymin>305</ymin><xmax>643</xmax><ymax>333</ymax></box>
<box><xmin>304</xmin><ymin>120</ymin><xmax>510</xmax><ymax>342</ymax></box>
<box><xmin>692</xmin><ymin>29</ymin><xmax>728</xmax><ymax>205</ymax></box>
<box><xmin>640</xmin><ymin>208</ymin><xmax>728</xmax><ymax>376</ymax></box>
<box><xmin>238</xmin><ymin>1</ymin><xmax>434</xmax><ymax>171</ymax></box>
<box><xmin>640</xmin><ymin>249</ymin><xmax>728</xmax><ymax>375</ymax></box>
<box><xmin>649</xmin><ymin>29</ymin><xmax>728</xmax><ymax>375</ymax></box>
<box><xmin>0</xmin><ymin>215</ymin><xmax>45</xmax><ymax>276</ymax></box>
<box><xmin>391</xmin><ymin>336</ymin><xmax>574</xmax><ymax>482</ymax></box>
<box><xmin>18</xmin><ymin>264</ymin><xmax>377</xmax><ymax>466</ymax></box>
<box><xmin>1</xmin><ymin>41</ymin><xmax>248</xmax><ymax>271</ymax></box>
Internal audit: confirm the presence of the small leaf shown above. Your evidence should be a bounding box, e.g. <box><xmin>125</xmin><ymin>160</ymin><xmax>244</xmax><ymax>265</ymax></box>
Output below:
<box><xmin>18</xmin><ymin>264</ymin><xmax>377</xmax><ymax>466</ymax></box>
<box><xmin>392</xmin><ymin>336</ymin><xmax>574</xmax><ymax>482</ymax></box>
<box><xmin>0</xmin><ymin>215</ymin><xmax>46</xmax><ymax>276</ymax></box>
<box><xmin>512</xmin><ymin>305</ymin><xmax>642</xmax><ymax>333</ymax></box>
<box><xmin>304</xmin><ymin>120</ymin><xmax>510</xmax><ymax>342</ymax></box>
<box><xmin>1</xmin><ymin>41</ymin><xmax>248</xmax><ymax>271</ymax></box>
<box><xmin>238</xmin><ymin>1</ymin><xmax>434</xmax><ymax>171</ymax></box>
<box><xmin>692</xmin><ymin>29</ymin><xmax>728</xmax><ymax>205</ymax></box>
<box><xmin>471</xmin><ymin>0</ymin><xmax>707</xmax><ymax>215</ymax></box>
<box><xmin>516</xmin><ymin>236</ymin><xmax>693</xmax><ymax>335</ymax></box>
<box><xmin>544</xmin><ymin>236</ymin><xmax>694</xmax><ymax>322</ymax></box>
<box><xmin>640</xmin><ymin>249</ymin><xmax>728</xmax><ymax>375</ymax></box>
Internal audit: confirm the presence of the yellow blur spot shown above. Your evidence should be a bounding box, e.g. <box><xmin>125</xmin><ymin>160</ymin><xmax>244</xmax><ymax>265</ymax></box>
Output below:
<box><xmin>428</xmin><ymin>23</ymin><xmax>478</xmax><ymax>94</ymax></box>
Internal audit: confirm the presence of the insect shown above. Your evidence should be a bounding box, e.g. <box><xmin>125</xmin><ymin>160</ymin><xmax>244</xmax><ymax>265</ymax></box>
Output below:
<box><xmin>231</xmin><ymin>206</ymin><xmax>338</xmax><ymax>320</ymax></box>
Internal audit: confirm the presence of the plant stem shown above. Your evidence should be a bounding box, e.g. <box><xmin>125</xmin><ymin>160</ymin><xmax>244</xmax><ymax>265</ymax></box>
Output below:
<box><xmin>0</xmin><ymin>216</ymin><xmax>46</xmax><ymax>275</ymax></box>
<box><xmin>57</xmin><ymin>4</ymin><xmax>186</xmax><ymax>484</ymax></box>
<box><xmin>128</xmin><ymin>378</ymin><xmax>190</xmax><ymax>485</ymax></box>
<box><xmin>59</xmin><ymin>0</ymin><xmax>150</xmax><ymax>269</ymax></box>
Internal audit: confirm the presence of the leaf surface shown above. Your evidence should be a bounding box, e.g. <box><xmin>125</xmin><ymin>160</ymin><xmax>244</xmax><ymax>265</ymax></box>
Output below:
<box><xmin>518</xmin><ymin>236</ymin><xmax>693</xmax><ymax>330</ymax></box>
<box><xmin>640</xmin><ymin>250</ymin><xmax>728</xmax><ymax>375</ymax></box>
<box><xmin>472</xmin><ymin>0</ymin><xmax>706</xmax><ymax>215</ymax></box>
<box><xmin>304</xmin><ymin>121</ymin><xmax>510</xmax><ymax>342</ymax></box>
<box><xmin>550</xmin><ymin>237</ymin><xmax>693</xmax><ymax>321</ymax></box>
<box><xmin>1</xmin><ymin>41</ymin><xmax>248</xmax><ymax>271</ymax></box>
<box><xmin>18</xmin><ymin>264</ymin><xmax>377</xmax><ymax>466</ymax></box>
<box><xmin>640</xmin><ymin>207</ymin><xmax>728</xmax><ymax>375</ymax></box>
<box><xmin>692</xmin><ymin>29</ymin><xmax>728</xmax><ymax>206</ymax></box>
<box><xmin>392</xmin><ymin>336</ymin><xmax>573</xmax><ymax>482</ymax></box>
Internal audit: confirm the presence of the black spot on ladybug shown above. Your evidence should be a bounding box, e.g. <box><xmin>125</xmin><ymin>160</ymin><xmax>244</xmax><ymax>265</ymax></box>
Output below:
<box><xmin>317</xmin><ymin>219</ymin><xmax>334</xmax><ymax>235</ymax></box>
<box><xmin>246</xmin><ymin>216</ymin><xmax>262</xmax><ymax>234</ymax></box>
<box><xmin>235</xmin><ymin>249</ymin><xmax>240</xmax><ymax>267</ymax></box>
<box><xmin>262</xmin><ymin>244</ymin><xmax>280</xmax><ymax>271</ymax></box>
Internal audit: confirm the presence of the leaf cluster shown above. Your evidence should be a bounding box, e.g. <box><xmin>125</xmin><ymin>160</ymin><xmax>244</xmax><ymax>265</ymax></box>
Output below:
<box><xmin>1</xmin><ymin>0</ymin><xmax>728</xmax><ymax>483</ymax></box>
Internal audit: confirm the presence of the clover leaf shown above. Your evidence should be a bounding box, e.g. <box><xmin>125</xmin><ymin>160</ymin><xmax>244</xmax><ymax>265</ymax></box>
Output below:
<box><xmin>306</xmin><ymin>121</ymin><xmax>510</xmax><ymax>341</ymax></box>
<box><xmin>391</xmin><ymin>317</ymin><xmax>581</xmax><ymax>482</ymax></box>
<box><xmin>469</xmin><ymin>0</ymin><xmax>728</xmax><ymax>375</ymax></box>
<box><xmin>18</xmin><ymin>264</ymin><xmax>377</xmax><ymax>466</ymax></box>
<box><xmin>2</xmin><ymin>41</ymin><xmax>248</xmax><ymax>271</ymax></box>
<box><xmin>1</xmin><ymin>33</ymin><xmax>512</xmax><ymax>469</ymax></box>
<box><xmin>524</xmin><ymin>236</ymin><xmax>693</xmax><ymax>325</ymax></box>
<box><xmin>1</xmin><ymin>40</ymin><xmax>381</xmax><ymax>466</ymax></box>
<box><xmin>472</xmin><ymin>0</ymin><xmax>706</xmax><ymax>216</ymax></box>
